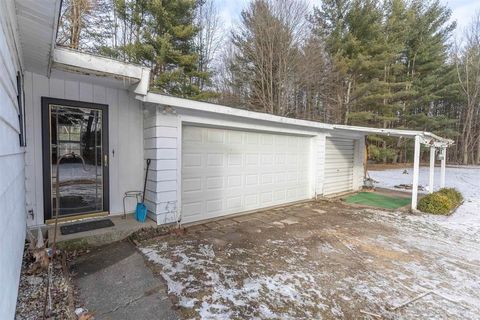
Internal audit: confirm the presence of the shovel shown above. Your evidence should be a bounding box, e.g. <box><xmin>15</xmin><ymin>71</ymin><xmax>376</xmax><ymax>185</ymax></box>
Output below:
<box><xmin>136</xmin><ymin>159</ymin><xmax>151</xmax><ymax>222</ymax></box>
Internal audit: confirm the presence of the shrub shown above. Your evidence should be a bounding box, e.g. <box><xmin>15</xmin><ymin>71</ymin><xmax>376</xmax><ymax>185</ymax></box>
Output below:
<box><xmin>417</xmin><ymin>188</ymin><xmax>463</xmax><ymax>215</ymax></box>
<box><xmin>437</xmin><ymin>188</ymin><xmax>463</xmax><ymax>206</ymax></box>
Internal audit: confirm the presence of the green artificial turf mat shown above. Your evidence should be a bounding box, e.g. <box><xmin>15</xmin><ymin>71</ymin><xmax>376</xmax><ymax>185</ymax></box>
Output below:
<box><xmin>344</xmin><ymin>192</ymin><xmax>411</xmax><ymax>209</ymax></box>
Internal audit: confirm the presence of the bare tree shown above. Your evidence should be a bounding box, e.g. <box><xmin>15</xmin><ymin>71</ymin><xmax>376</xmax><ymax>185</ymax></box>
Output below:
<box><xmin>195</xmin><ymin>0</ymin><xmax>223</xmax><ymax>90</ymax></box>
<box><xmin>455</xmin><ymin>11</ymin><xmax>480</xmax><ymax>164</ymax></box>
<box><xmin>295</xmin><ymin>34</ymin><xmax>342</xmax><ymax>122</ymax></box>
<box><xmin>57</xmin><ymin>0</ymin><xmax>114</xmax><ymax>51</ymax></box>
<box><xmin>229</xmin><ymin>0</ymin><xmax>309</xmax><ymax>116</ymax></box>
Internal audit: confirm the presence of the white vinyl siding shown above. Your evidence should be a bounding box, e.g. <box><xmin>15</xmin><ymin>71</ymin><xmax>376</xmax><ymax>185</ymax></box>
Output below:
<box><xmin>181</xmin><ymin>126</ymin><xmax>312</xmax><ymax>223</ymax></box>
<box><xmin>323</xmin><ymin>138</ymin><xmax>355</xmax><ymax>196</ymax></box>
<box><xmin>143</xmin><ymin>106</ymin><xmax>179</xmax><ymax>225</ymax></box>
<box><xmin>0</xmin><ymin>0</ymin><xmax>26</xmax><ymax>318</ymax></box>
<box><xmin>24</xmin><ymin>72</ymin><xmax>144</xmax><ymax>226</ymax></box>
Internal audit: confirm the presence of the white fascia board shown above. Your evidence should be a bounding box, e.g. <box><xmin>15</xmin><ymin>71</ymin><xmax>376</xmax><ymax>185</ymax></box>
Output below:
<box><xmin>52</xmin><ymin>48</ymin><xmax>150</xmax><ymax>95</ymax></box>
<box><xmin>138</xmin><ymin>93</ymin><xmax>453</xmax><ymax>146</ymax></box>
<box><xmin>333</xmin><ymin>125</ymin><xmax>421</xmax><ymax>137</ymax></box>
<box><xmin>333</xmin><ymin>125</ymin><xmax>453</xmax><ymax>147</ymax></box>
<box><xmin>47</xmin><ymin>0</ymin><xmax>62</xmax><ymax>76</ymax></box>
<box><xmin>139</xmin><ymin>93</ymin><xmax>335</xmax><ymax>131</ymax></box>
<box><xmin>423</xmin><ymin>132</ymin><xmax>454</xmax><ymax>146</ymax></box>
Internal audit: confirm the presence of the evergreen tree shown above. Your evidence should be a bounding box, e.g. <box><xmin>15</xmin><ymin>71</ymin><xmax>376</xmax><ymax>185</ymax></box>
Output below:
<box><xmin>111</xmin><ymin>0</ymin><xmax>207</xmax><ymax>98</ymax></box>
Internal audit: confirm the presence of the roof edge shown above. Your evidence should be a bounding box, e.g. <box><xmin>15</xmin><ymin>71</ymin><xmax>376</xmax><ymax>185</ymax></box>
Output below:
<box><xmin>52</xmin><ymin>47</ymin><xmax>150</xmax><ymax>95</ymax></box>
<box><xmin>138</xmin><ymin>93</ymin><xmax>454</xmax><ymax>147</ymax></box>
<box><xmin>138</xmin><ymin>93</ymin><xmax>335</xmax><ymax>131</ymax></box>
<box><xmin>333</xmin><ymin>125</ymin><xmax>454</xmax><ymax>146</ymax></box>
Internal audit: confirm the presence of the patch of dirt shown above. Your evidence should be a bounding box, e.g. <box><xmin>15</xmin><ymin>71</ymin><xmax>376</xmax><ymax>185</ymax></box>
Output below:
<box><xmin>15</xmin><ymin>244</ymin><xmax>76</xmax><ymax>320</ymax></box>
<box><xmin>129</xmin><ymin>225</ymin><xmax>173</xmax><ymax>243</ymax></box>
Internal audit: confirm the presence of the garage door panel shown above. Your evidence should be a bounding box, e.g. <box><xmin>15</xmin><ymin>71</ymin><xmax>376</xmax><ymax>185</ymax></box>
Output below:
<box><xmin>329</xmin><ymin>173</ymin><xmax>354</xmax><ymax>180</ymax></box>
<box><xmin>324</xmin><ymin>138</ymin><xmax>355</xmax><ymax>196</ymax></box>
<box><xmin>324</xmin><ymin>164</ymin><xmax>354</xmax><ymax>170</ymax></box>
<box><xmin>227</xmin><ymin>175</ymin><xmax>242</xmax><ymax>188</ymax></box>
<box><xmin>325</xmin><ymin>149</ymin><xmax>353</xmax><ymax>155</ymax></box>
<box><xmin>323</xmin><ymin>185</ymin><xmax>352</xmax><ymax>195</ymax></box>
<box><xmin>182</xmin><ymin>201</ymin><xmax>203</xmax><ymax>217</ymax></box>
<box><xmin>244</xmin><ymin>194</ymin><xmax>259</xmax><ymax>207</ymax></box>
<box><xmin>182</xmin><ymin>126</ymin><xmax>312</xmax><ymax>223</ymax></box>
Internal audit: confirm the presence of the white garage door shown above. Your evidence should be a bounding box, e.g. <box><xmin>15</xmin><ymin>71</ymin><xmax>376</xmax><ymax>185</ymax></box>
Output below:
<box><xmin>181</xmin><ymin>126</ymin><xmax>312</xmax><ymax>223</ymax></box>
<box><xmin>324</xmin><ymin>137</ymin><xmax>355</xmax><ymax>196</ymax></box>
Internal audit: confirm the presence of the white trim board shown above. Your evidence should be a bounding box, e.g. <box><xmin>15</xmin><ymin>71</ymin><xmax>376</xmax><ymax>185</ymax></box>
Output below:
<box><xmin>53</xmin><ymin>48</ymin><xmax>150</xmax><ymax>95</ymax></box>
<box><xmin>139</xmin><ymin>93</ymin><xmax>453</xmax><ymax>147</ymax></box>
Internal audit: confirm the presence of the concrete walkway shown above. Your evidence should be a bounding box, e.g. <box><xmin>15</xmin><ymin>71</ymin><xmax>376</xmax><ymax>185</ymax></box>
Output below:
<box><xmin>71</xmin><ymin>240</ymin><xmax>177</xmax><ymax>320</ymax></box>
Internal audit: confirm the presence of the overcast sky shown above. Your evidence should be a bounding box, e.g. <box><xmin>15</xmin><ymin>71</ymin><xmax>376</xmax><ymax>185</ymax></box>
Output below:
<box><xmin>214</xmin><ymin>0</ymin><xmax>480</xmax><ymax>41</ymax></box>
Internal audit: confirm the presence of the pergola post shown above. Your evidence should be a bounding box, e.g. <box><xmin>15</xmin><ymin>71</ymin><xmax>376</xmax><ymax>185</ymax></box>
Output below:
<box><xmin>440</xmin><ymin>147</ymin><xmax>446</xmax><ymax>188</ymax></box>
<box><xmin>429</xmin><ymin>146</ymin><xmax>436</xmax><ymax>193</ymax></box>
<box><xmin>412</xmin><ymin>135</ymin><xmax>421</xmax><ymax>211</ymax></box>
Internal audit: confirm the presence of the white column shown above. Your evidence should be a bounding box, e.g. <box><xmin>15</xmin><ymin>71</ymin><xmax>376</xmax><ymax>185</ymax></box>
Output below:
<box><xmin>412</xmin><ymin>135</ymin><xmax>421</xmax><ymax>211</ymax></box>
<box><xmin>440</xmin><ymin>147</ymin><xmax>446</xmax><ymax>188</ymax></box>
<box><xmin>429</xmin><ymin>146</ymin><xmax>435</xmax><ymax>193</ymax></box>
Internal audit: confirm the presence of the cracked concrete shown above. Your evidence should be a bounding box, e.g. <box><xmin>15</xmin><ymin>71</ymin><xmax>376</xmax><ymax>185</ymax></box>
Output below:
<box><xmin>71</xmin><ymin>240</ymin><xmax>178</xmax><ymax>320</ymax></box>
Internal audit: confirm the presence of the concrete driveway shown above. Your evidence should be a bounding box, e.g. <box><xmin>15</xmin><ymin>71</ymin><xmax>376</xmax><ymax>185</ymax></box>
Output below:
<box><xmin>139</xmin><ymin>200</ymin><xmax>480</xmax><ymax>319</ymax></box>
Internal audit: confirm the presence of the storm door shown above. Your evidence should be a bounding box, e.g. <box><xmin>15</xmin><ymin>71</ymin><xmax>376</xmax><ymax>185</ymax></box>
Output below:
<box><xmin>42</xmin><ymin>98</ymin><xmax>109</xmax><ymax>220</ymax></box>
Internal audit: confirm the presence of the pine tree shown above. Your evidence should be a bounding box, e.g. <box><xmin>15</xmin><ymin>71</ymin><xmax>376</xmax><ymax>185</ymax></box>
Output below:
<box><xmin>114</xmin><ymin>0</ymin><xmax>207</xmax><ymax>97</ymax></box>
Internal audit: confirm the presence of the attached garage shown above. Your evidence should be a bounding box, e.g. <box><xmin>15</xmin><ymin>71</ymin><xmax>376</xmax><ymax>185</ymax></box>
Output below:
<box><xmin>142</xmin><ymin>94</ymin><xmax>369</xmax><ymax>225</ymax></box>
<box><xmin>181</xmin><ymin>125</ymin><xmax>312</xmax><ymax>223</ymax></box>
<box><xmin>323</xmin><ymin>137</ymin><xmax>355</xmax><ymax>196</ymax></box>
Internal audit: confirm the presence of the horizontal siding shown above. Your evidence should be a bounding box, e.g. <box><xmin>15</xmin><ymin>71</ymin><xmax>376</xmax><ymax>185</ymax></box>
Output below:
<box><xmin>0</xmin><ymin>0</ymin><xmax>26</xmax><ymax>319</ymax></box>
<box><xmin>24</xmin><ymin>71</ymin><xmax>144</xmax><ymax>226</ymax></box>
<box><xmin>143</xmin><ymin>107</ymin><xmax>179</xmax><ymax>224</ymax></box>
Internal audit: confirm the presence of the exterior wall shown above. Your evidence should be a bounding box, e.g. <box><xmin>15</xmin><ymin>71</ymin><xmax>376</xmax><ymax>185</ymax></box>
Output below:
<box><xmin>144</xmin><ymin>104</ymin><xmax>330</xmax><ymax>225</ymax></box>
<box><xmin>24</xmin><ymin>72</ymin><xmax>144</xmax><ymax>226</ymax></box>
<box><xmin>143</xmin><ymin>105</ymin><xmax>179</xmax><ymax>225</ymax></box>
<box><xmin>0</xmin><ymin>0</ymin><xmax>26</xmax><ymax>318</ymax></box>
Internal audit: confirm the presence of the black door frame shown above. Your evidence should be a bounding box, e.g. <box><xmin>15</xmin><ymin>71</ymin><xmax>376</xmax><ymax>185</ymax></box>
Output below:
<box><xmin>41</xmin><ymin>97</ymin><xmax>109</xmax><ymax>221</ymax></box>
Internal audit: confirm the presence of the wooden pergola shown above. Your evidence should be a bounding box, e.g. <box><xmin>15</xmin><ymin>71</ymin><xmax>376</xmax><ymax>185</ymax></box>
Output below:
<box><xmin>333</xmin><ymin>125</ymin><xmax>455</xmax><ymax>211</ymax></box>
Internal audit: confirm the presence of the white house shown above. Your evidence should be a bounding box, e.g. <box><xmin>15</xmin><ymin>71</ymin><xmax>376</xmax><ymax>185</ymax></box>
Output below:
<box><xmin>0</xmin><ymin>0</ymin><xmax>453</xmax><ymax>318</ymax></box>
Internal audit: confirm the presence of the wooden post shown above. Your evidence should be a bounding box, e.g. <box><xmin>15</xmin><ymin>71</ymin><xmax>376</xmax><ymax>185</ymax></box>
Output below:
<box><xmin>412</xmin><ymin>136</ymin><xmax>421</xmax><ymax>211</ymax></box>
<box><xmin>429</xmin><ymin>146</ymin><xmax>435</xmax><ymax>193</ymax></box>
<box><xmin>440</xmin><ymin>147</ymin><xmax>446</xmax><ymax>188</ymax></box>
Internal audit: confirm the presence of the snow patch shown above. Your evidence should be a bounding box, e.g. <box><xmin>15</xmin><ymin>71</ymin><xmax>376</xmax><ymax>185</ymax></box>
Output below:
<box><xmin>369</xmin><ymin>166</ymin><xmax>480</xmax><ymax>237</ymax></box>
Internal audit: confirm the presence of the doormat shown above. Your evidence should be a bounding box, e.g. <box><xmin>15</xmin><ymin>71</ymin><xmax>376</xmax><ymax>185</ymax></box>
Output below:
<box><xmin>344</xmin><ymin>192</ymin><xmax>411</xmax><ymax>209</ymax></box>
<box><xmin>60</xmin><ymin>219</ymin><xmax>115</xmax><ymax>235</ymax></box>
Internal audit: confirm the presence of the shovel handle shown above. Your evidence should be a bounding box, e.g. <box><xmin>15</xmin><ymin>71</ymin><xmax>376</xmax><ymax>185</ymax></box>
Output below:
<box><xmin>143</xmin><ymin>159</ymin><xmax>152</xmax><ymax>203</ymax></box>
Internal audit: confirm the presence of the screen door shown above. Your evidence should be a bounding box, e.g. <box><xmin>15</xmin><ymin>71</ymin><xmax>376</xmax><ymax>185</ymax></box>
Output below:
<box><xmin>42</xmin><ymin>98</ymin><xmax>109</xmax><ymax>220</ymax></box>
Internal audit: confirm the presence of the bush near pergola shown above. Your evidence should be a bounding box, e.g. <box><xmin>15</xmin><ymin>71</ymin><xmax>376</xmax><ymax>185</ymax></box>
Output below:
<box><xmin>418</xmin><ymin>188</ymin><xmax>463</xmax><ymax>215</ymax></box>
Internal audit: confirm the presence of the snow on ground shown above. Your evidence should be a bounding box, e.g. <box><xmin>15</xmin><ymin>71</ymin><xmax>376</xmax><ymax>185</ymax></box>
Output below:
<box><xmin>139</xmin><ymin>197</ymin><xmax>480</xmax><ymax>319</ymax></box>
<box><xmin>369</xmin><ymin>166</ymin><xmax>480</xmax><ymax>238</ymax></box>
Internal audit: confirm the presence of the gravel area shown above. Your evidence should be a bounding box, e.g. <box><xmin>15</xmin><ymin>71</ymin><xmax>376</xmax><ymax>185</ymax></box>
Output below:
<box><xmin>15</xmin><ymin>245</ymin><xmax>75</xmax><ymax>320</ymax></box>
